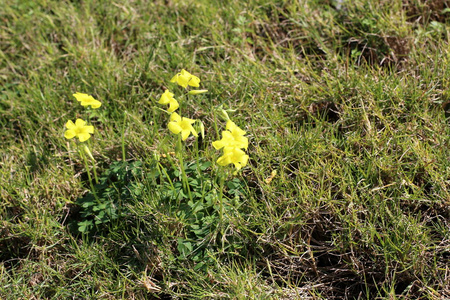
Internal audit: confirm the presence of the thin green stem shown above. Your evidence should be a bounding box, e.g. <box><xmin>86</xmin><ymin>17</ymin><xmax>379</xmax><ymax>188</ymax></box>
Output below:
<box><xmin>212</xmin><ymin>110</ymin><xmax>221</xmax><ymax>140</ymax></box>
<box><xmin>218</xmin><ymin>171</ymin><xmax>225</xmax><ymax>225</ymax></box>
<box><xmin>176</xmin><ymin>134</ymin><xmax>193</xmax><ymax>202</ymax></box>
<box><xmin>83</xmin><ymin>107</ymin><xmax>98</xmax><ymax>184</ymax></box>
<box><xmin>92</xmin><ymin>160</ymin><xmax>98</xmax><ymax>184</ymax></box>
<box><xmin>217</xmin><ymin>168</ymin><xmax>228</xmax><ymax>251</ymax></box>
<box><xmin>194</xmin><ymin>134</ymin><xmax>202</xmax><ymax>176</ymax></box>
<box><xmin>121</xmin><ymin>112</ymin><xmax>127</xmax><ymax>161</ymax></box>
<box><xmin>79</xmin><ymin>146</ymin><xmax>98</xmax><ymax>199</ymax></box>
<box><xmin>86</xmin><ymin>141</ymin><xmax>99</xmax><ymax>184</ymax></box>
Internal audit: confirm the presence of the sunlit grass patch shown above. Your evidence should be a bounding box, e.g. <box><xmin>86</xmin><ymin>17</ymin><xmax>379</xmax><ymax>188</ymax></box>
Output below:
<box><xmin>1</xmin><ymin>0</ymin><xmax>450</xmax><ymax>299</ymax></box>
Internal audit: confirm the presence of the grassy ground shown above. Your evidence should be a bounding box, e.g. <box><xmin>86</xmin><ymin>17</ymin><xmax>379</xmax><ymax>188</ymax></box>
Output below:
<box><xmin>1</xmin><ymin>0</ymin><xmax>450</xmax><ymax>299</ymax></box>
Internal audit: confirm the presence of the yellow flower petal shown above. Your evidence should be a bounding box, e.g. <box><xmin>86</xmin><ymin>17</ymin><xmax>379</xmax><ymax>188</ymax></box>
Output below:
<box><xmin>191</xmin><ymin>126</ymin><xmax>198</xmax><ymax>137</ymax></box>
<box><xmin>212</xmin><ymin>140</ymin><xmax>225</xmax><ymax>150</ymax></box>
<box><xmin>233</xmin><ymin>135</ymin><xmax>248</xmax><ymax>150</ymax></box>
<box><xmin>78</xmin><ymin>132</ymin><xmax>91</xmax><ymax>142</ymax></box>
<box><xmin>178</xmin><ymin>76</ymin><xmax>190</xmax><ymax>88</ymax></box>
<box><xmin>75</xmin><ymin>119</ymin><xmax>86</xmax><ymax>127</ymax></box>
<box><xmin>170</xmin><ymin>112</ymin><xmax>181</xmax><ymax>122</ymax></box>
<box><xmin>170</xmin><ymin>74</ymin><xmax>179</xmax><ymax>83</ymax></box>
<box><xmin>233</xmin><ymin>162</ymin><xmax>243</xmax><ymax>170</ymax></box>
<box><xmin>73</xmin><ymin>92</ymin><xmax>89</xmax><ymax>102</ymax></box>
<box><xmin>240</xmin><ymin>153</ymin><xmax>249</xmax><ymax>166</ymax></box>
<box><xmin>158</xmin><ymin>90</ymin><xmax>174</xmax><ymax>105</ymax></box>
<box><xmin>65</xmin><ymin>120</ymin><xmax>75</xmax><ymax>129</ymax></box>
<box><xmin>158</xmin><ymin>96</ymin><xmax>168</xmax><ymax>105</ymax></box>
<box><xmin>168</xmin><ymin>99</ymin><xmax>179</xmax><ymax>113</ymax></box>
<box><xmin>89</xmin><ymin>100</ymin><xmax>102</xmax><ymax>109</ymax></box>
<box><xmin>84</xmin><ymin>125</ymin><xmax>94</xmax><ymax>134</ymax></box>
<box><xmin>188</xmin><ymin>76</ymin><xmax>200</xmax><ymax>87</ymax></box>
<box><xmin>226</xmin><ymin>120</ymin><xmax>246</xmax><ymax>135</ymax></box>
<box><xmin>64</xmin><ymin>129</ymin><xmax>76</xmax><ymax>139</ymax></box>
<box><xmin>217</xmin><ymin>155</ymin><xmax>230</xmax><ymax>166</ymax></box>
<box><xmin>181</xmin><ymin>117</ymin><xmax>195</xmax><ymax>125</ymax></box>
<box><xmin>168</xmin><ymin>122</ymin><xmax>182</xmax><ymax>134</ymax></box>
<box><xmin>181</xmin><ymin>129</ymin><xmax>190</xmax><ymax>141</ymax></box>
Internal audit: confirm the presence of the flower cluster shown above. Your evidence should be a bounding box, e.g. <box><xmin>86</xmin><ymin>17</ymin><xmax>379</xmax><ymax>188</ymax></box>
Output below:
<box><xmin>158</xmin><ymin>69</ymin><xmax>206</xmax><ymax>141</ymax></box>
<box><xmin>157</xmin><ymin>69</ymin><xmax>249</xmax><ymax>171</ymax></box>
<box><xmin>213</xmin><ymin>120</ymin><xmax>249</xmax><ymax>171</ymax></box>
<box><xmin>64</xmin><ymin>93</ymin><xmax>100</xmax><ymax>142</ymax></box>
<box><xmin>157</xmin><ymin>69</ymin><xmax>207</xmax><ymax>115</ymax></box>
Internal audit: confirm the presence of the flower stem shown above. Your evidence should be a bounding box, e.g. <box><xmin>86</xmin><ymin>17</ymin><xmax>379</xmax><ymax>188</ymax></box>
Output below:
<box><xmin>121</xmin><ymin>112</ymin><xmax>127</xmax><ymax>161</ymax></box>
<box><xmin>217</xmin><ymin>169</ymin><xmax>227</xmax><ymax>251</ymax></box>
<box><xmin>85</xmin><ymin>141</ymin><xmax>99</xmax><ymax>184</ymax></box>
<box><xmin>79</xmin><ymin>146</ymin><xmax>97</xmax><ymax>197</ymax></box>
<box><xmin>218</xmin><ymin>171</ymin><xmax>225</xmax><ymax>224</ymax></box>
<box><xmin>176</xmin><ymin>135</ymin><xmax>192</xmax><ymax>202</ymax></box>
<box><xmin>92</xmin><ymin>161</ymin><xmax>99</xmax><ymax>184</ymax></box>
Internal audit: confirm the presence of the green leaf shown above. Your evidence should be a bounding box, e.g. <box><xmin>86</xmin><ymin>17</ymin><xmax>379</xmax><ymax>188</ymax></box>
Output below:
<box><xmin>78</xmin><ymin>220</ymin><xmax>93</xmax><ymax>233</ymax></box>
<box><xmin>177</xmin><ymin>239</ymin><xmax>193</xmax><ymax>258</ymax></box>
<box><xmin>199</xmin><ymin>161</ymin><xmax>212</xmax><ymax>170</ymax></box>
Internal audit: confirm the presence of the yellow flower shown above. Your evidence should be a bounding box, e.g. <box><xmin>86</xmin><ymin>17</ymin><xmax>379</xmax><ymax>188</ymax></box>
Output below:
<box><xmin>212</xmin><ymin>130</ymin><xmax>248</xmax><ymax>150</ymax></box>
<box><xmin>73</xmin><ymin>92</ymin><xmax>102</xmax><ymax>109</ymax></box>
<box><xmin>188</xmin><ymin>89</ymin><xmax>208</xmax><ymax>95</ymax></box>
<box><xmin>64</xmin><ymin>119</ymin><xmax>94</xmax><ymax>142</ymax></box>
<box><xmin>216</xmin><ymin>147</ymin><xmax>249</xmax><ymax>170</ymax></box>
<box><xmin>212</xmin><ymin>120</ymin><xmax>248</xmax><ymax>150</ymax></box>
<box><xmin>225</xmin><ymin>120</ymin><xmax>246</xmax><ymax>136</ymax></box>
<box><xmin>167</xmin><ymin>112</ymin><xmax>198</xmax><ymax>141</ymax></box>
<box><xmin>158</xmin><ymin>90</ymin><xmax>179</xmax><ymax>113</ymax></box>
<box><xmin>170</xmin><ymin>69</ymin><xmax>200</xmax><ymax>88</ymax></box>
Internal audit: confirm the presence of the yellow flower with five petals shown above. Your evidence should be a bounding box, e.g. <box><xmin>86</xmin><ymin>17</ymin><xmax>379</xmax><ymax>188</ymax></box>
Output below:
<box><xmin>212</xmin><ymin>120</ymin><xmax>248</xmax><ymax>150</ymax></box>
<box><xmin>167</xmin><ymin>112</ymin><xmax>198</xmax><ymax>141</ymax></box>
<box><xmin>73</xmin><ymin>92</ymin><xmax>101</xmax><ymax>109</ymax></box>
<box><xmin>64</xmin><ymin>119</ymin><xmax>94</xmax><ymax>142</ymax></box>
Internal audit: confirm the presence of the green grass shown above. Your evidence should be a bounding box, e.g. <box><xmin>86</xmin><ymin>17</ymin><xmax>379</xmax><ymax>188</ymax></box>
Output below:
<box><xmin>1</xmin><ymin>0</ymin><xmax>450</xmax><ymax>298</ymax></box>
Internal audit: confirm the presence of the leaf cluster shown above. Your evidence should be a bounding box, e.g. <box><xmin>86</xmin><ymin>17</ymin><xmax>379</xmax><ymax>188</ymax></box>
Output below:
<box><xmin>158</xmin><ymin>159</ymin><xmax>247</xmax><ymax>270</ymax></box>
<box><xmin>75</xmin><ymin>160</ymin><xmax>144</xmax><ymax>233</ymax></box>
